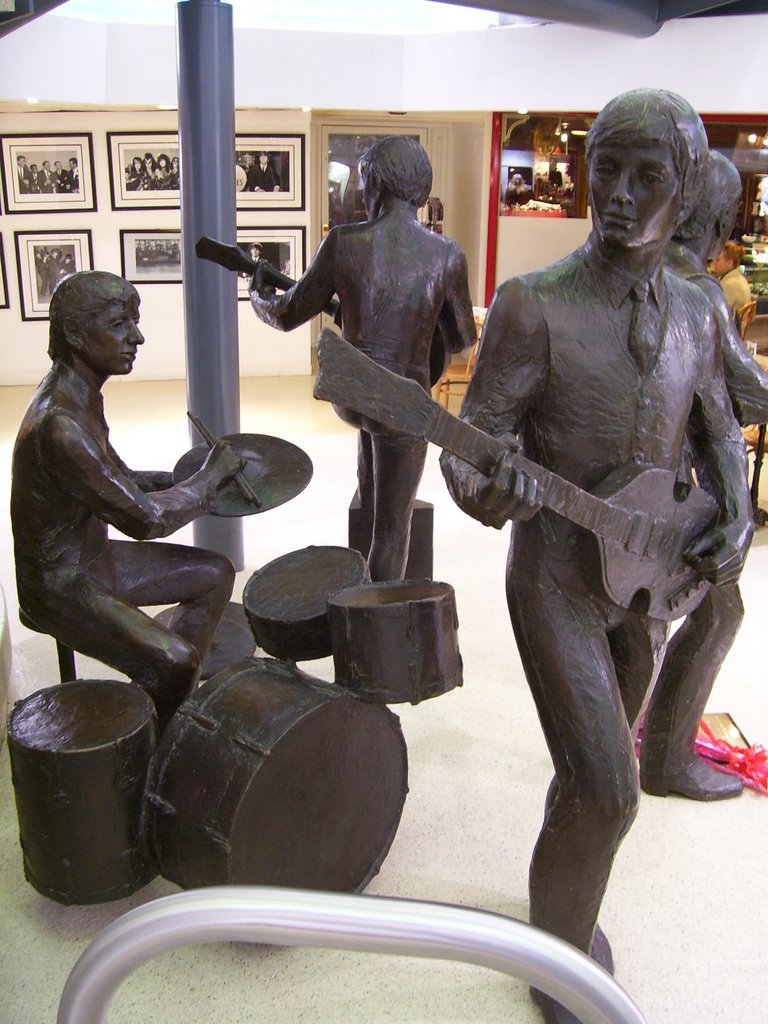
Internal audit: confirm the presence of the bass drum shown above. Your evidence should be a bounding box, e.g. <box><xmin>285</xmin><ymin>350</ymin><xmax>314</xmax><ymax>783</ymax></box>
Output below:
<box><xmin>145</xmin><ymin>657</ymin><xmax>408</xmax><ymax>893</ymax></box>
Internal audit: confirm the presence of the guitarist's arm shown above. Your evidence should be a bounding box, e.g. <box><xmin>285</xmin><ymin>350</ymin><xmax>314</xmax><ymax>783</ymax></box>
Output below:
<box><xmin>437</xmin><ymin>244</ymin><xmax>478</xmax><ymax>355</ymax></box>
<box><xmin>684</xmin><ymin>306</ymin><xmax>754</xmax><ymax>587</ymax></box>
<box><xmin>249</xmin><ymin>229</ymin><xmax>338</xmax><ymax>332</ymax></box>
<box><xmin>440</xmin><ymin>277</ymin><xmax>548</xmax><ymax>528</ymax></box>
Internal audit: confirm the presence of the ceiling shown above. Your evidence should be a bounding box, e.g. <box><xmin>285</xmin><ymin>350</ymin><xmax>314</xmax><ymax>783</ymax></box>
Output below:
<box><xmin>6</xmin><ymin>0</ymin><xmax>767</xmax><ymax>39</ymax></box>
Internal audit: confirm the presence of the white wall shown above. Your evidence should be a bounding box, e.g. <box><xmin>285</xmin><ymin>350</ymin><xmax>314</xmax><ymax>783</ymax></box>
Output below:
<box><xmin>0</xmin><ymin>107</ymin><xmax>489</xmax><ymax>384</ymax></box>
<box><xmin>0</xmin><ymin>109</ymin><xmax>313</xmax><ymax>385</ymax></box>
<box><xmin>1</xmin><ymin>13</ymin><xmax>766</xmax><ymax>113</ymax></box>
<box><xmin>495</xmin><ymin>214</ymin><xmax>593</xmax><ymax>284</ymax></box>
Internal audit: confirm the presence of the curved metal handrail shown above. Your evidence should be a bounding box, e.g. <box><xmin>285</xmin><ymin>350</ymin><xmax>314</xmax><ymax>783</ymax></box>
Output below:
<box><xmin>58</xmin><ymin>887</ymin><xmax>647</xmax><ymax>1024</ymax></box>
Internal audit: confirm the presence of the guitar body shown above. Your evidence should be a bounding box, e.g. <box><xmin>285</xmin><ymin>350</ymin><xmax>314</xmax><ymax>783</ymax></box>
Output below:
<box><xmin>586</xmin><ymin>465</ymin><xmax>717</xmax><ymax>621</ymax></box>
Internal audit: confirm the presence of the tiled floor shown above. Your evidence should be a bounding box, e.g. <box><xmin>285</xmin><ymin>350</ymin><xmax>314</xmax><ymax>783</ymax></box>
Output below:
<box><xmin>1</xmin><ymin>374</ymin><xmax>767</xmax><ymax>1023</ymax></box>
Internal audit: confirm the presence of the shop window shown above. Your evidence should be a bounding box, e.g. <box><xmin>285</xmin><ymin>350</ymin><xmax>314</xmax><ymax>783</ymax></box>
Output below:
<box><xmin>499</xmin><ymin>112</ymin><xmax>593</xmax><ymax>219</ymax></box>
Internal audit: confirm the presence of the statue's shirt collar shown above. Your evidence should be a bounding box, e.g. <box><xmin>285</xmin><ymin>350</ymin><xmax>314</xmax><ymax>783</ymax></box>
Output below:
<box><xmin>582</xmin><ymin>235</ymin><xmax>665</xmax><ymax>311</ymax></box>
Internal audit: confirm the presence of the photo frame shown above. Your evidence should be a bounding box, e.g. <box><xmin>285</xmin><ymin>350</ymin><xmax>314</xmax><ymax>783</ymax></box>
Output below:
<box><xmin>235</xmin><ymin>226</ymin><xmax>306</xmax><ymax>300</ymax></box>
<box><xmin>235</xmin><ymin>136</ymin><xmax>305</xmax><ymax>211</ymax></box>
<box><xmin>0</xmin><ymin>133</ymin><xmax>96</xmax><ymax>214</ymax></box>
<box><xmin>14</xmin><ymin>229</ymin><xmax>93</xmax><ymax>321</ymax></box>
<box><xmin>120</xmin><ymin>229</ymin><xmax>182</xmax><ymax>284</ymax></box>
<box><xmin>107</xmin><ymin>132</ymin><xmax>180</xmax><ymax>210</ymax></box>
<box><xmin>0</xmin><ymin>233</ymin><xmax>8</xmax><ymax>310</ymax></box>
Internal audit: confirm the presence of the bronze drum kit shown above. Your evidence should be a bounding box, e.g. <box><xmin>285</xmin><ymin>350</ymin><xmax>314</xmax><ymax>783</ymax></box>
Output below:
<box><xmin>8</xmin><ymin>434</ymin><xmax>463</xmax><ymax>904</ymax></box>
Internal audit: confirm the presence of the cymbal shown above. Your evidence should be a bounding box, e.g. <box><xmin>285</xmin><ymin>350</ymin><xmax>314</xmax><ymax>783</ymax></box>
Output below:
<box><xmin>173</xmin><ymin>433</ymin><xmax>313</xmax><ymax>517</ymax></box>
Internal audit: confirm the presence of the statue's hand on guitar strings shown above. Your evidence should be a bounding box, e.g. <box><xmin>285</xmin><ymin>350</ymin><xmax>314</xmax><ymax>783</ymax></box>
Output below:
<box><xmin>684</xmin><ymin>516</ymin><xmax>753</xmax><ymax>587</ymax></box>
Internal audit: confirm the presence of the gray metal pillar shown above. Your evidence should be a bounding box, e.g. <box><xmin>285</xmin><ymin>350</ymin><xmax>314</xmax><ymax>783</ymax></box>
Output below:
<box><xmin>177</xmin><ymin>0</ymin><xmax>243</xmax><ymax>569</ymax></box>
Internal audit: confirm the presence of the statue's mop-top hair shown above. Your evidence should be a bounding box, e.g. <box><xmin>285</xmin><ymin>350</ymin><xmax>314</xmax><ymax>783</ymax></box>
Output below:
<box><xmin>48</xmin><ymin>270</ymin><xmax>139</xmax><ymax>361</ymax></box>
<box><xmin>586</xmin><ymin>88</ymin><xmax>709</xmax><ymax>222</ymax></box>
<box><xmin>358</xmin><ymin>135</ymin><xmax>433</xmax><ymax>208</ymax></box>
<box><xmin>674</xmin><ymin>149</ymin><xmax>742</xmax><ymax>243</ymax></box>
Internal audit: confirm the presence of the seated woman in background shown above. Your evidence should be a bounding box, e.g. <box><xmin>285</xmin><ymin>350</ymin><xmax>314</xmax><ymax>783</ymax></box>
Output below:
<box><xmin>711</xmin><ymin>241</ymin><xmax>752</xmax><ymax>317</ymax></box>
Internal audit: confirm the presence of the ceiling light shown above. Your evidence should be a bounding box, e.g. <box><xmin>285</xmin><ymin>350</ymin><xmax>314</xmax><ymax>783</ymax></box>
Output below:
<box><xmin>748</xmin><ymin>133</ymin><xmax>758</xmax><ymax>144</ymax></box>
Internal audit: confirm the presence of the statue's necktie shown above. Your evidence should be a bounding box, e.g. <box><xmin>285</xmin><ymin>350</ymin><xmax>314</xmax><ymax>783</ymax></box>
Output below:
<box><xmin>628</xmin><ymin>281</ymin><xmax>660</xmax><ymax>375</ymax></box>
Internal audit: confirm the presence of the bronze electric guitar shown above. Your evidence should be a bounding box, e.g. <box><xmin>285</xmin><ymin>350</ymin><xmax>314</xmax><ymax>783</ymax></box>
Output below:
<box><xmin>313</xmin><ymin>328</ymin><xmax>718</xmax><ymax>622</ymax></box>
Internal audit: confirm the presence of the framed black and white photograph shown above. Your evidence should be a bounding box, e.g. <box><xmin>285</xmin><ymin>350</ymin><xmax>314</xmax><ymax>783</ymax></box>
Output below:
<box><xmin>0</xmin><ymin>133</ymin><xmax>96</xmax><ymax>214</ymax></box>
<box><xmin>0</xmin><ymin>233</ymin><xmax>9</xmax><ymax>310</ymax></box>
<box><xmin>120</xmin><ymin>229</ymin><xmax>182</xmax><ymax>284</ymax></box>
<box><xmin>235</xmin><ymin>226</ymin><xmax>305</xmax><ymax>300</ymax></box>
<box><xmin>14</xmin><ymin>229</ymin><xmax>93</xmax><ymax>321</ymax></box>
<box><xmin>235</xmin><ymin>135</ymin><xmax>305</xmax><ymax>211</ymax></box>
<box><xmin>107</xmin><ymin>132</ymin><xmax>180</xmax><ymax>210</ymax></box>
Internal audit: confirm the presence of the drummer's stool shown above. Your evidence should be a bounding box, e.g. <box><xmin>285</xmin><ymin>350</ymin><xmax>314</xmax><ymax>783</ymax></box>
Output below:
<box><xmin>348</xmin><ymin>494</ymin><xmax>433</xmax><ymax>580</ymax></box>
<box><xmin>18</xmin><ymin>610</ymin><xmax>77</xmax><ymax>683</ymax></box>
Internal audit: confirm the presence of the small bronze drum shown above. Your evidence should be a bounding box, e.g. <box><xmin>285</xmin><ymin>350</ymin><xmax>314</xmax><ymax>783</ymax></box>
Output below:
<box><xmin>7</xmin><ymin>680</ymin><xmax>157</xmax><ymax>904</ymax></box>
<box><xmin>145</xmin><ymin>657</ymin><xmax>408</xmax><ymax>892</ymax></box>
<box><xmin>242</xmin><ymin>545</ymin><xmax>369</xmax><ymax>661</ymax></box>
<box><xmin>328</xmin><ymin>580</ymin><xmax>463</xmax><ymax>704</ymax></box>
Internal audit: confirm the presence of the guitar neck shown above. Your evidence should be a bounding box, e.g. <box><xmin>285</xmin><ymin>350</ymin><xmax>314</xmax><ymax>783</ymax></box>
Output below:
<box><xmin>428</xmin><ymin>405</ymin><xmax>639</xmax><ymax>546</ymax></box>
<box><xmin>313</xmin><ymin>329</ymin><xmax>641</xmax><ymax>548</ymax></box>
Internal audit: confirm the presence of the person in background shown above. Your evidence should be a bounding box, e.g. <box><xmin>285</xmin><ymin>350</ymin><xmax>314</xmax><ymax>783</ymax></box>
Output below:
<box><xmin>711</xmin><ymin>240</ymin><xmax>752</xmax><ymax>317</ymax></box>
<box><xmin>16</xmin><ymin>154</ymin><xmax>33</xmax><ymax>194</ymax></box>
<box><xmin>53</xmin><ymin>159</ymin><xmax>67</xmax><ymax>192</ymax></box>
<box><xmin>251</xmin><ymin>151</ymin><xmax>281</xmax><ymax>192</ymax></box>
<box><xmin>67</xmin><ymin>157</ymin><xmax>80</xmax><ymax>193</ymax></box>
<box><xmin>126</xmin><ymin>156</ymin><xmax>145</xmax><ymax>191</ymax></box>
<box><xmin>38</xmin><ymin>160</ymin><xmax>55</xmax><ymax>193</ymax></box>
<box><xmin>154</xmin><ymin>153</ymin><xmax>172</xmax><ymax>189</ymax></box>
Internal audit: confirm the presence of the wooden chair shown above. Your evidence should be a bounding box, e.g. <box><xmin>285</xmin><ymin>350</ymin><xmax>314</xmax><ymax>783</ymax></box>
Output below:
<box><xmin>737</xmin><ymin>299</ymin><xmax>757</xmax><ymax>341</ymax></box>
<box><xmin>435</xmin><ymin>342</ymin><xmax>478</xmax><ymax>409</ymax></box>
<box><xmin>434</xmin><ymin>306</ymin><xmax>486</xmax><ymax>409</ymax></box>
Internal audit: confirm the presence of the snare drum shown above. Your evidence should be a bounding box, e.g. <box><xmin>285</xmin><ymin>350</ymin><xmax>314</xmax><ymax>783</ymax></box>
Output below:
<box><xmin>8</xmin><ymin>680</ymin><xmax>157</xmax><ymax>904</ymax></box>
<box><xmin>145</xmin><ymin>657</ymin><xmax>408</xmax><ymax>892</ymax></box>
<box><xmin>328</xmin><ymin>580</ymin><xmax>463</xmax><ymax>704</ymax></box>
<box><xmin>242</xmin><ymin>546</ymin><xmax>369</xmax><ymax>661</ymax></box>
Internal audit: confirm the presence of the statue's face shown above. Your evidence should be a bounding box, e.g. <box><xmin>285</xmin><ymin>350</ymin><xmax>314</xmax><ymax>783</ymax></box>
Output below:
<box><xmin>589</xmin><ymin>142</ymin><xmax>682</xmax><ymax>251</ymax></box>
<box><xmin>75</xmin><ymin>293</ymin><xmax>144</xmax><ymax>377</ymax></box>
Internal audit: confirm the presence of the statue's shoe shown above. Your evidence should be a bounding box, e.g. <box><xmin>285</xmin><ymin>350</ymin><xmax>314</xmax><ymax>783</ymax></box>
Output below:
<box><xmin>640</xmin><ymin>756</ymin><xmax>743</xmax><ymax>800</ymax></box>
<box><xmin>530</xmin><ymin>988</ymin><xmax>582</xmax><ymax>1024</ymax></box>
<box><xmin>530</xmin><ymin>923</ymin><xmax>614</xmax><ymax>1024</ymax></box>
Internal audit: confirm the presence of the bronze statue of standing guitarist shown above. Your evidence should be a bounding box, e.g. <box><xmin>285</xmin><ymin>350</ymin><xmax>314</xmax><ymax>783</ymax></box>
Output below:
<box><xmin>314</xmin><ymin>90</ymin><xmax>753</xmax><ymax>1024</ymax></box>
<box><xmin>200</xmin><ymin>136</ymin><xmax>476</xmax><ymax>581</ymax></box>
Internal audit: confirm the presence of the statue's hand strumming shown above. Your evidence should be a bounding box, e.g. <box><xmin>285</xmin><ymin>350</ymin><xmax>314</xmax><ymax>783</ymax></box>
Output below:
<box><xmin>684</xmin><ymin>517</ymin><xmax>754</xmax><ymax>587</ymax></box>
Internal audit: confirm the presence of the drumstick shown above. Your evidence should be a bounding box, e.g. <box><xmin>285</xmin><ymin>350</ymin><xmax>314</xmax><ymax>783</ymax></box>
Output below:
<box><xmin>187</xmin><ymin>412</ymin><xmax>262</xmax><ymax>508</ymax></box>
